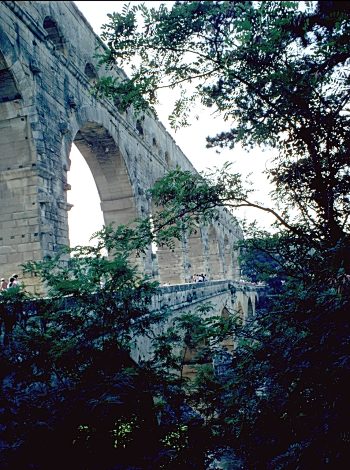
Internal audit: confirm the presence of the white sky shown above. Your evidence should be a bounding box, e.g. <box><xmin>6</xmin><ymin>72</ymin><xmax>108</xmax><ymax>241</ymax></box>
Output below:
<box><xmin>68</xmin><ymin>1</ymin><xmax>276</xmax><ymax>247</ymax></box>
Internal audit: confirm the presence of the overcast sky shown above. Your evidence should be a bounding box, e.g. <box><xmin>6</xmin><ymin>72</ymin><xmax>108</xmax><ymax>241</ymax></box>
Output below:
<box><xmin>68</xmin><ymin>1</ymin><xmax>275</xmax><ymax>247</ymax></box>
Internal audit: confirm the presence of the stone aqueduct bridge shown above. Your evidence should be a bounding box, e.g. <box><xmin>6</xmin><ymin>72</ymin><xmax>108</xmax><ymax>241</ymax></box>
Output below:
<box><xmin>0</xmin><ymin>1</ymin><xmax>258</xmax><ymax>320</ymax></box>
<box><xmin>132</xmin><ymin>280</ymin><xmax>260</xmax><ymax>364</ymax></box>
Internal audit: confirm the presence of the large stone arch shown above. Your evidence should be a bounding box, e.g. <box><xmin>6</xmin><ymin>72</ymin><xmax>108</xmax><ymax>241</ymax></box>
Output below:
<box><xmin>72</xmin><ymin>125</ymin><xmax>137</xmax><ymax>229</ymax></box>
<box><xmin>0</xmin><ymin>1</ymin><xmax>243</xmax><ymax>291</ymax></box>
<box><xmin>60</xmin><ymin>107</ymin><xmax>154</xmax><ymax>273</ymax></box>
<box><xmin>63</xmin><ymin>106</ymin><xmax>140</xmax><ymax>223</ymax></box>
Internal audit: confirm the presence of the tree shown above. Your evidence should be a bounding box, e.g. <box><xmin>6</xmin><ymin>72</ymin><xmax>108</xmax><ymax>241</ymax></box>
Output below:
<box><xmin>239</xmin><ymin>233</ymin><xmax>286</xmax><ymax>288</ymax></box>
<box><xmin>0</xmin><ymin>219</ymin><xmax>242</xmax><ymax>470</ymax></box>
<box><xmin>97</xmin><ymin>1</ymin><xmax>350</xmax><ymax>272</ymax></box>
<box><xmin>94</xmin><ymin>2</ymin><xmax>350</xmax><ymax>468</ymax></box>
<box><xmin>0</xmin><ymin>227</ymin><xmax>166</xmax><ymax>470</ymax></box>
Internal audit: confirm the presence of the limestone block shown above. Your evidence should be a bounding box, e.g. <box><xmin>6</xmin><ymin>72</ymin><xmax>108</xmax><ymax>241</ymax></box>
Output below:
<box><xmin>17</xmin><ymin>241</ymin><xmax>41</xmax><ymax>253</ymax></box>
<box><xmin>12</xmin><ymin>210</ymin><xmax>38</xmax><ymax>220</ymax></box>
<box><xmin>7</xmin><ymin>252</ymin><xmax>24</xmax><ymax>264</ymax></box>
<box><xmin>101</xmin><ymin>198</ymin><xmax>135</xmax><ymax>212</ymax></box>
<box><xmin>22</xmin><ymin>250</ymin><xmax>42</xmax><ymax>262</ymax></box>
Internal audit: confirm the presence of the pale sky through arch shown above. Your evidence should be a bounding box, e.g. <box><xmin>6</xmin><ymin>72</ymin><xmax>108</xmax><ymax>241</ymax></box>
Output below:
<box><xmin>68</xmin><ymin>1</ymin><xmax>275</xmax><ymax>247</ymax></box>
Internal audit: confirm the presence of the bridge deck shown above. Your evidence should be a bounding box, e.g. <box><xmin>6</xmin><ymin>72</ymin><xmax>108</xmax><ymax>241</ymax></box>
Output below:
<box><xmin>152</xmin><ymin>280</ymin><xmax>258</xmax><ymax>312</ymax></box>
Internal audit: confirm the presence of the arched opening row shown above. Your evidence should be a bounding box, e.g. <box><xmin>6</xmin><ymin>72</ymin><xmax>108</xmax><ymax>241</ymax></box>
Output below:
<box><xmin>43</xmin><ymin>16</ymin><xmax>98</xmax><ymax>84</ymax></box>
<box><xmin>154</xmin><ymin>224</ymin><xmax>239</xmax><ymax>285</ymax></box>
<box><xmin>42</xmin><ymin>15</ymin><xmax>171</xmax><ymax>169</ymax></box>
<box><xmin>67</xmin><ymin>138</ymin><xmax>238</xmax><ymax>284</ymax></box>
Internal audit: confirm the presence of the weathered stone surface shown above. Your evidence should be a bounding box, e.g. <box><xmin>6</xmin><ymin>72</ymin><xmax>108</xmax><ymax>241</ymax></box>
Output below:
<box><xmin>131</xmin><ymin>280</ymin><xmax>261</xmax><ymax>363</ymax></box>
<box><xmin>0</xmin><ymin>1</ymin><xmax>242</xmax><ymax>293</ymax></box>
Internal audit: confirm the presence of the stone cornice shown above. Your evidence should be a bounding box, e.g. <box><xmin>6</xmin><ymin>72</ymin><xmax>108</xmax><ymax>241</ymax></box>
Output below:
<box><xmin>4</xmin><ymin>1</ymin><xmax>47</xmax><ymax>41</ymax></box>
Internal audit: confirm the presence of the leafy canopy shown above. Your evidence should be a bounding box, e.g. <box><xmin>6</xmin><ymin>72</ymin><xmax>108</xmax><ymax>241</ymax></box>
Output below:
<box><xmin>93</xmin><ymin>2</ymin><xmax>350</xmax><ymax>468</ymax></box>
<box><xmin>97</xmin><ymin>0</ymin><xmax>350</xmax><ymax>273</ymax></box>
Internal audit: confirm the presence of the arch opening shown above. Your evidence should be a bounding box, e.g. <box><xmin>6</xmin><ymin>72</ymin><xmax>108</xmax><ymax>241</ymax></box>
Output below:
<box><xmin>67</xmin><ymin>145</ymin><xmax>104</xmax><ymax>248</ymax></box>
<box><xmin>67</xmin><ymin>123</ymin><xmax>137</xmax><ymax>250</ymax></box>
<box><xmin>84</xmin><ymin>62</ymin><xmax>98</xmax><ymax>84</ymax></box>
<box><xmin>136</xmin><ymin>119</ymin><xmax>144</xmax><ymax>136</ymax></box>
<box><xmin>43</xmin><ymin>16</ymin><xmax>65</xmax><ymax>53</ymax></box>
<box><xmin>0</xmin><ymin>52</ymin><xmax>21</xmax><ymax>102</ymax></box>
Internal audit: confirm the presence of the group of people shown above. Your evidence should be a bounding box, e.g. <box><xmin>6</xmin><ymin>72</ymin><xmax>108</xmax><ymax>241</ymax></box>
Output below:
<box><xmin>192</xmin><ymin>273</ymin><xmax>208</xmax><ymax>283</ymax></box>
<box><xmin>0</xmin><ymin>274</ymin><xmax>20</xmax><ymax>291</ymax></box>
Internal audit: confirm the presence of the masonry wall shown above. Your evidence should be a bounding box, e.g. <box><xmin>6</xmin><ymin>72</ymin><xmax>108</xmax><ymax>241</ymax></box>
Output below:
<box><xmin>130</xmin><ymin>280</ymin><xmax>259</xmax><ymax>368</ymax></box>
<box><xmin>0</xmin><ymin>1</ymin><xmax>242</xmax><ymax>291</ymax></box>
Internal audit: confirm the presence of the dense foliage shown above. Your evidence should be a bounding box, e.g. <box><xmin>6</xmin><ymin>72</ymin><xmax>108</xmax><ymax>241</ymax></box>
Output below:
<box><xmin>93</xmin><ymin>1</ymin><xmax>350</xmax><ymax>468</ymax></box>
<box><xmin>0</xmin><ymin>231</ymin><xmax>161</xmax><ymax>469</ymax></box>
<box><xmin>0</xmin><ymin>222</ymin><xmax>241</xmax><ymax>469</ymax></box>
<box><xmin>97</xmin><ymin>0</ymin><xmax>350</xmax><ymax>249</ymax></box>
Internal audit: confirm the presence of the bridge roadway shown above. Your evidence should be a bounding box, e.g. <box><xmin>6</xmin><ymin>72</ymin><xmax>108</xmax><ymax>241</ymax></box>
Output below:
<box><xmin>151</xmin><ymin>280</ymin><xmax>258</xmax><ymax>313</ymax></box>
<box><xmin>131</xmin><ymin>279</ymin><xmax>260</xmax><ymax>363</ymax></box>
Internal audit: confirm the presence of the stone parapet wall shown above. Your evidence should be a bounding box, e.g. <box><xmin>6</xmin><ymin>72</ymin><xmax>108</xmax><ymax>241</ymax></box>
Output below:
<box><xmin>131</xmin><ymin>280</ymin><xmax>260</xmax><ymax>363</ymax></box>
<box><xmin>151</xmin><ymin>280</ymin><xmax>236</xmax><ymax>312</ymax></box>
